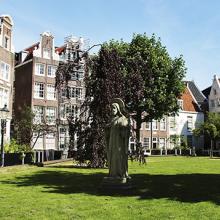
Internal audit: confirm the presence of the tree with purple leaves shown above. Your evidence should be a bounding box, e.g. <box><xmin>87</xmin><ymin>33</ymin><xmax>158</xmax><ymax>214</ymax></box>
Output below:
<box><xmin>57</xmin><ymin>33</ymin><xmax>186</xmax><ymax>167</ymax></box>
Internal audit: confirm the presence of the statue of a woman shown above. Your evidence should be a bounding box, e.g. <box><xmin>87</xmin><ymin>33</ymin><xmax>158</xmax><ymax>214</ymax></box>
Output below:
<box><xmin>105</xmin><ymin>98</ymin><xmax>130</xmax><ymax>179</ymax></box>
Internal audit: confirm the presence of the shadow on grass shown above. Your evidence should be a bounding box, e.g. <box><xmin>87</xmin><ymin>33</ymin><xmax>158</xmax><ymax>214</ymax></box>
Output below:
<box><xmin>1</xmin><ymin>169</ymin><xmax>220</xmax><ymax>205</ymax></box>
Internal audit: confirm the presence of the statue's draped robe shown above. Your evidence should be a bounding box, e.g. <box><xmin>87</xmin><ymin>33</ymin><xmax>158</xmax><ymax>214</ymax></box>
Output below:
<box><xmin>105</xmin><ymin>115</ymin><xmax>130</xmax><ymax>178</ymax></box>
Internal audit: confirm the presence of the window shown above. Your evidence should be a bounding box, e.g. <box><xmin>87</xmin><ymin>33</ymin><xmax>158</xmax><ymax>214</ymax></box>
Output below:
<box><xmin>46</xmin><ymin>107</ymin><xmax>56</xmax><ymax>124</ymax></box>
<box><xmin>60</xmin><ymin>104</ymin><xmax>65</xmax><ymax>119</ymax></box>
<box><xmin>152</xmin><ymin>137</ymin><xmax>158</xmax><ymax>149</ymax></box>
<box><xmin>46</xmin><ymin>133</ymin><xmax>56</xmax><ymax>149</ymax></box>
<box><xmin>33</xmin><ymin>106</ymin><xmax>44</xmax><ymax>124</ymax></box>
<box><xmin>160</xmin><ymin>118</ymin><xmax>166</xmax><ymax>131</ymax></box>
<box><xmin>4</xmin><ymin>36</ymin><xmax>9</xmax><ymax>49</ymax></box>
<box><xmin>76</xmin><ymin>88</ymin><xmax>83</xmax><ymax>99</ymax></box>
<box><xmin>59</xmin><ymin>127</ymin><xmax>69</xmax><ymax>149</ymax></box>
<box><xmin>145</xmin><ymin>122</ymin><xmax>150</xmax><ymax>130</ymax></box>
<box><xmin>170</xmin><ymin>135</ymin><xmax>179</xmax><ymax>148</ymax></box>
<box><xmin>34</xmin><ymin>82</ymin><xmax>44</xmax><ymax>98</ymax></box>
<box><xmin>0</xmin><ymin>88</ymin><xmax>9</xmax><ymax>108</ymax></box>
<box><xmin>178</xmin><ymin>99</ymin><xmax>183</xmax><ymax>110</ymax></box>
<box><xmin>159</xmin><ymin>138</ymin><xmax>166</xmax><ymax>149</ymax></box>
<box><xmin>63</xmin><ymin>87</ymin><xmax>83</xmax><ymax>99</ymax></box>
<box><xmin>0</xmin><ymin>62</ymin><xmax>10</xmax><ymax>81</ymax></box>
<box><xmin>214</xmin><ymin>89</ymin><xmax>217</xmax><ymax>95</ymax></box>
<box><xmin>170</xmin><ymin>116</ymin><xmax>176</xmax><ymax>129</ymax></box>
<box><xmin>210</xmin><ymin>100</ymin><xmax>215</xmax><ymax>108</ymax></box>
<box><xmin>35</xmin><ymin>63</ymin><xmax>45</xmax><ymax>76</ymax></box>
<box><xmin>60</xmin><ymin>104</ymin><xmax>79</xmax><ymax>119</ymax></box>
<box><xmin>187</xmin><ymin>116</ymin><xmax>193</xmax><ymax>131</ymax></box>
<box><xmin>43</xmin><ymin>48</ymin><xmax>51</xmax><ymax>59</ymax></box>
<box><xmin>33</xmin><ymin>133</ymin><xmax>43</xmax><ymax>149</ymax></box>
<box><xmin>47</xmin><ymin>65</ymin><xmax>56</xmax><ymax>77</ymax></box>
<box><xmin>47</xmin><ymin>84</ymin><xmax>56</xmax><ymax>100</ymax></box>
<box><xmin>70</xmin><ymin>70</ymin><xmax>84</xmax><ymax>80</ymax></box>
<box><xmin>143</xmin><ymin>137</ymin><xmax>150</xmax><ymax>148</ymax></box>
<box><xmin>129</xmin><ymin>137</ymin><xmax>136</xmax><ymax>152</ymax></box>
<box><xmin>187</xmin><ymin>135</ymin><xmax>193</xmax><ymax>147</ymax></box>
<box><xmin>152</xmin><ymin>119</ymin><xmax>158</xmax><ymax>130</ymax></box>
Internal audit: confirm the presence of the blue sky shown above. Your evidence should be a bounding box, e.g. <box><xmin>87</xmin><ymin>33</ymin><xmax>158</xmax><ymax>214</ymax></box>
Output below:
<box><xmin>1</xmin><ymin>0</ymin><xmax>220</xmax><ymax>90</ymax></box>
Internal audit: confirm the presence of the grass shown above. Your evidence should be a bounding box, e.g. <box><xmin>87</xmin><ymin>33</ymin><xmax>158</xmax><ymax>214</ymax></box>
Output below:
<box><xmin>0</xmin><ymin>157</ymin><xmax>220</xmax><ymax>220</ymax></box>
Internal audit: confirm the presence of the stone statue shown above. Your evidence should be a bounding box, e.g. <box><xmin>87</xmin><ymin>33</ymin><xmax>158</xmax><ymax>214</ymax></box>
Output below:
<box><xmin>105</xmin><ymin>98</ymin><xmax>130</xmax><ymax>181</ymax></box>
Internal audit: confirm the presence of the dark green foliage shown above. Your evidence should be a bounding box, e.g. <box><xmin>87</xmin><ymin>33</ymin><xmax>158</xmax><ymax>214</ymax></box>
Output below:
<box><xmin>13</xmin><ymin>106</ymin><xmax>34</xmax><ymax>147</ymax></box>
<box><xmin>125</xmin><ymin>34</ymin><xmax>185</xmax><ymax>144</ymax></box>
<box><xmin>193</xmin><ymin>112</ymin><xmax>220</xmax><ymax>140</ymax></box>
<box><xmin>193</xmin><ymin>112</ymin><xmax>220</xmax><ymax>157</ymax></box>
<box><xmin>13</xmin><ymin>105</ymin><xmax>56</xmax><ymax>149</ymax></box>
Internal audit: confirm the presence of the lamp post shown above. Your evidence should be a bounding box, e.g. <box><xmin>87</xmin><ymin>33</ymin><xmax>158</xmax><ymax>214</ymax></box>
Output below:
<box><xmin>0</xmin><ymin>104</ymin><xmax>9</xmax><ymax>167</ymax></box>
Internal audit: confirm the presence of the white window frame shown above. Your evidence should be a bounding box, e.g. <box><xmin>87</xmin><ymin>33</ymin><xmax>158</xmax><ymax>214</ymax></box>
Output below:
<box><xmin>47</xmin><ymin>65</ymin><xmax>57</xmax><ymax>77</ymax></box>
<box><xmin>170</xmin><ymin>116</ymin><xmax>176</xmax><ymax>130</ymax></box>
<box><xmin>0</xmin><ymin>87</ymin><xmax>9</xmax><ymax>108</ymax></box>
<box><xmin>47</xmin><ymin>84</ymin><xmax>56</xmax><ymax>100</ymax></box>
<box><xmin>187</xmin><ymin>116</ymin><xmax>193</xmax><ymax>131</ymax></box>
<box><xmin>65</xmin><ymin>87</ymin><xmax>83</xmax><ymax>99</ymax></box>
<box><xmin>35</xmin><ymin>63</ymin><xmax>45</xmax><ymax>76</ymax></box>
<box><xmin>43</xmin><ymin>48</ymin><xmax>51</xmax><ymax>59</ymax></box>
<box><xmin>59</xmin><ymin>127</ymin><xmax>69</xmax><ymax>149</ymax></box>
<box><xmin>34</xmin><ymin>82</ymin><xmax>44</xmax><ymax>99</ymax></box>
<box><xmin>45</xmin><ymin>133</ymin><xmax>56</xmax><ymax>149</ymax></box>
<box><xmin>152</xmin><ymin>137</ymin><xmax>158</xmax><ymax>149</ymax></box>
<box><xmin>178</xmin><ymin>99</ymin><xmax>183</xmax><ymax>110</ymax></box>
<box><xmin>143</xmin><ymin>137</ymin><xmax>150</xmax><ymax>148</ymax></box>
<box><xmin>33</xmin><ymin>106</ymin><xmax>44</xmax><ymax>124</ymax></box>
<box><xmin>4</xmin><ymin>35</ymin><xmax>10</xmax><ymax>50</ymax></box>
<box><xmin>159</xmin><ymin>138</ymin><xmax>166</xmax><ymax>149</ymax></box>
<box><xmin>46</xmin><ymin>107</ymin><xmax>56</xmax><ymax>124</ymax></box>
<box><xmin>152</xmin><ymin>119</ymin><xmax>158</xmax><ymax>130</ymax></box>
<box><xmin>129</xmin><ymin>137</ymin><xmax>136</xmax><ymax>152</ymax></box>
<box><xmin>160</xmin><ymin>118</ymin><xmax>166</xmax><ymax>131</ymax></box>
<box><xmin>0</xmin><ymin>61</ymin><xmax>10</xmax><ymax>81</ymax></box>
<box><xmin>145</xmin><ymin>122</ymin><xmax>150</xmax><ymax>130</ymax></box>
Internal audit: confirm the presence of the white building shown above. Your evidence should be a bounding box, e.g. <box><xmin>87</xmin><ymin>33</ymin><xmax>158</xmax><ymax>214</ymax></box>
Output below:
<box><xmin>208</xmin><ymin>75</ymin><xmax>220</xmax><ymax>113</ymax></box>
<box><xmin>168</xmin><ymin>81</ymin><xmax>205</xmax><ymax>149</ymax></box>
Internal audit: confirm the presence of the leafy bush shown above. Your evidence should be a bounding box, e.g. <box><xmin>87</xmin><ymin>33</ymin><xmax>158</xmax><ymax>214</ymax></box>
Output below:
<box><xmin>4</xmin><ymin>139</ymin><xmax>32</xmax><ymax>153</ymax></box>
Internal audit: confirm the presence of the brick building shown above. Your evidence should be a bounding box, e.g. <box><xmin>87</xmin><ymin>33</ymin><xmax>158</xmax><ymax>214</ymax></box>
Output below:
<box><xmin>0</xmin><ymin>14</ymin><xmax>14</xmax><ymax>144</ymax></box>
<box><xmin>129</xmin><ymin>81</ymin><xmax>205</xmax><ymax>153</ymax></box>
<box><xmin>14</xmin><ymin>32</ymin><xmax>59</xmax><ymax>151</ymax></box>
<box><xmin>14</xmin><ymin>33</ymin><xmax>87</xmax><ymax>155</ymax></box>
<box><xmin>55</xmin><ymin>36</ymin><xmax>87</xmax><ymax>152</ymax></box>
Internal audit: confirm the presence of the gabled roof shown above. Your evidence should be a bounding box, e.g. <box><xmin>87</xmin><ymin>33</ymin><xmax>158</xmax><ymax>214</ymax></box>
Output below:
<box><xmin>180</xmin><ymin>85</ymin><xmax>200</xmax><ymax>112</ymax></box>
<box><xmin>24</xmin><ymin>42</ymin><xmax>40</xmax><ymax>53</ymax></box>
<box><xmin>202</xmin><ymin>86</ymin><xmax>211</xmax><ymax>99</ymax></box>
<box><xmin>185</xmin><ymin>81</ymin><xmax>206</xmax><ymax>103</ymax></box>
<box><xmin>55</xmin><ymin>45</ymin><xmax>65</xmax><ymax>54</ymax></box>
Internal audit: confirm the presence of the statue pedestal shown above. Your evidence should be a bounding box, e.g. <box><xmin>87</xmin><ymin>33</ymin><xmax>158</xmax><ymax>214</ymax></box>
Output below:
<box><xmin>100</xmin><ymin>176</ymin><xmax>133</xmax><ymax>191</ymax></box>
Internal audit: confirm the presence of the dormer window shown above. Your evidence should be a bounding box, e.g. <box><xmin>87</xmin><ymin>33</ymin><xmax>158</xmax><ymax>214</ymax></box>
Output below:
<box><xmin>214</xmin><ymin>89</ymin><xmax>217</xmax><ymax>95</ymax></box>
<box><xmin>43</xmin><ymin>48</ymin><xmax>51</xmax><ymax>59</ymax></box>
<box><xmin>4</xmin><ymin>35</ymin><xmax>9</xmax><ymax>49</ymax></box>
<box><xmin>178</xmin><ymin>99</ymin><xmax>183</xmax><ymax>110</ymax></box>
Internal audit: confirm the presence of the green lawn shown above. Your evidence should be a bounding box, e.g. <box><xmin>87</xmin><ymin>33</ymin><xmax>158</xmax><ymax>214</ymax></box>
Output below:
<box><xmin>0</xmin><ymin>157</ymin><xmax>220</xmax><ymax>220</ymax></box>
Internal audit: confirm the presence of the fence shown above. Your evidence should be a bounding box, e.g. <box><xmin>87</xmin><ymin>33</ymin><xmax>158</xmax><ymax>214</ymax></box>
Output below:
<box><xmin>4</xmin><ymin>152</ymin><xmax>33</xmax><ymax>166</ymax></box>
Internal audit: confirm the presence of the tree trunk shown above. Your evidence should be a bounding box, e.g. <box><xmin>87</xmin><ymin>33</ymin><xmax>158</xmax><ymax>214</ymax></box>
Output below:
<box><xmin>135</xmin><ymin>111</ymin><xmax>142</xmax><ymax>153</ymax></box>
<box><xmin>210</xmin><ymin>139</ymin><xmax>213</xmax><ymax>158</ymax></box>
